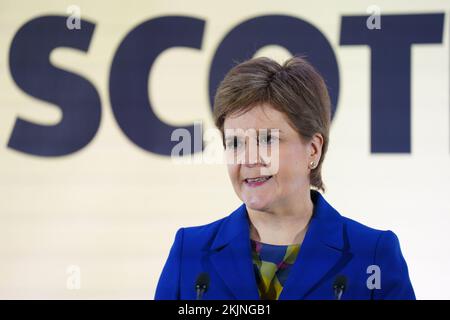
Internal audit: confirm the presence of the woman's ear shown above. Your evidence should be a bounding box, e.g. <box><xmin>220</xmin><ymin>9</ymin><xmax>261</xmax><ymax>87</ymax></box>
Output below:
<box><xmin>309</xmin><ymin>133</ymin><xmax>324</xmax><ymax>163</ymax></box>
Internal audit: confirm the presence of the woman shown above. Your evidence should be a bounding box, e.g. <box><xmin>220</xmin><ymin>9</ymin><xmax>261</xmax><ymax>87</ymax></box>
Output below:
<box><xmin>154</xmin><ymin>56</ymin><xmax>415</xmax><ymax>300</ymax></box>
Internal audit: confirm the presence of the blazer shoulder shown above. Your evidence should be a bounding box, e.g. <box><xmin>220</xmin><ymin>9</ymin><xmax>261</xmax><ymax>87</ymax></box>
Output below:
<box><xmin>342</xmin><ymin>215</ymin><xmax>385</xmax><ymax>236</ymax></box>
<box><xmin>183</xmin><ymin>214</ymin><xmax>227</xmax><ymax>234</ymax></box>
<box><xmin>340</xmin><ymin>215</ymin><xmax>390</xmax><ymax>252</ymax></box>
<box><xmin>179</xmin><ymin>213</ymin><xmax>230</xmax><ymax>249</ymax></box>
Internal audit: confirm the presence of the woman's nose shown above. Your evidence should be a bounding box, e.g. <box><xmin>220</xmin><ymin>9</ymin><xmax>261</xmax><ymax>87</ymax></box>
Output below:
<box><xmin>243</xmin><ymin>137</ymin><xmax>263</xmax><ymax>166</ymax></box>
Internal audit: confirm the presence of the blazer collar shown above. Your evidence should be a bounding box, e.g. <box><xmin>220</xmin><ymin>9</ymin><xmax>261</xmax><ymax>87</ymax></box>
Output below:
<box><xmin>209</xmin><ymin>190</ymin><xmax>349</xmax><ymax>300</ymax></box>
<box><xmin>211</xmin><ymin>189</ymin><xmax>345</xmax><ymax>251</ymax></box>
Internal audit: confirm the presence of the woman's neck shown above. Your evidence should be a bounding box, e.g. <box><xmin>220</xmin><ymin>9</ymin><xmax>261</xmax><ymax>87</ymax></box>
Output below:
<box><xmin>246</xmin><ymin>190</ymin><xmax>314</xmax><ymax>245</ymax></box>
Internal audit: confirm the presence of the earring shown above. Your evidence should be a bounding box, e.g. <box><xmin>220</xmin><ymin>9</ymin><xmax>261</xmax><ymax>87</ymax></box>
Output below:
<box><xmin>309</xmin><ymin>161</ymin><xmax>316</xmax><ymax>169</ymax></box>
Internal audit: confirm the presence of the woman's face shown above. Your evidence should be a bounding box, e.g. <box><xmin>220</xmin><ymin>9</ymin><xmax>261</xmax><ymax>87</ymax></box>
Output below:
<box><xmin>223</xmin><ymin>103</ymin><xmax>322</xmax><ymax>213</ymax></box>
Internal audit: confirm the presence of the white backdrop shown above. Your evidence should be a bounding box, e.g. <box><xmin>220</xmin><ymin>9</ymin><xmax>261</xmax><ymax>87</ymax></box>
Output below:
<box><xmin>0</xmin><ymin>0</ymin><xmax>449</xmax><ymax>299</ymax></box>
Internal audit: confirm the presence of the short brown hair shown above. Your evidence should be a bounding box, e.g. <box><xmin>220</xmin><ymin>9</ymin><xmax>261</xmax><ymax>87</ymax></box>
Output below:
<box><xmin>213</xmin><ymin>56</ymin><xmax>331</xmax><ymax>192</ymax></box>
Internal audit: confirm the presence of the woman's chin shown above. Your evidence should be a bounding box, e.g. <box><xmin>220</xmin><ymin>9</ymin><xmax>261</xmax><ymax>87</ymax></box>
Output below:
<box><xmin>242</xmin><ymin>195</ymin><xmax>272</xmax><ymax>211</ymax></box>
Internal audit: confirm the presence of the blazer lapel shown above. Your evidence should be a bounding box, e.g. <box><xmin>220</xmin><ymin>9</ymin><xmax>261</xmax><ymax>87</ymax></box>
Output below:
<box><xmin>279</xmin><ymin>190</ymin><xmax>351</xmax><ymax>300</ymax></box>
<box><xmin>209</xmin><ymin>204</ymin><xmax>260</xmax><ymax>300</ymax></box>
<box><xmin>209</xmin><ymin>190</ymin><xmax>351</xmax><ymax>300</ymax></box>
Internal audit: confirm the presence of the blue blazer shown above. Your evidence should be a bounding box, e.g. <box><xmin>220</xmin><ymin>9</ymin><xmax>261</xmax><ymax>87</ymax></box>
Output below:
<box><xmin>154</xmin><ymin>190</ymin><xmax>415</xmax><ymax>300</ymax></box>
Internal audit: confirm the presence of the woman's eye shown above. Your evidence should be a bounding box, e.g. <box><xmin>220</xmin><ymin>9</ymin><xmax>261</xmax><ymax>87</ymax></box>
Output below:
<box><xmin>226</xmin><ymin>137</ymin><xmax>242</xmax><ymax>149</ymax></box>
<box><xmin>259</xmin><ymin>134</ymin><xmax>274</xmax><ymax>144</ymax></box>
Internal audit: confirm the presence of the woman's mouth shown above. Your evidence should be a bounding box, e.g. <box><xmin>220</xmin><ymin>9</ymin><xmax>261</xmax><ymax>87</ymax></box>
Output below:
<box><xmin>244</xmin><ymin>175</ymin><xmax>273</xmax><ymax>187</ymax></box>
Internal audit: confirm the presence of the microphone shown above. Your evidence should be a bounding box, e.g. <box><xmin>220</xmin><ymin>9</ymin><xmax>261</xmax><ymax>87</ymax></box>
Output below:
<box><xmin>195</xmin><ymin>272</ymin><xmax>210</xmax><ymax>300</ymax></box>
<box><xmin>333</xmin><ymin>275</ymin><xmax>347</xmax><ymax>300</ymax></box>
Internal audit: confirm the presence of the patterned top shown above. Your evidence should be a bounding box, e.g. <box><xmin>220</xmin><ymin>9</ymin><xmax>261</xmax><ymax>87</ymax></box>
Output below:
<box><xmin>250</xmin><ymin>239</ymin><xmax>300</xmax><ymax>300</ymax></box>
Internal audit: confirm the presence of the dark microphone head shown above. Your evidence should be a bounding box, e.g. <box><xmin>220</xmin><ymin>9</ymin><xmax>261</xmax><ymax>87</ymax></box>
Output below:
<box><xmin>333</xmin><ymin>275</ymin><xmax>347</xmax><ymax>291</ymax></box>
<box><xmin>333</xmin><ymin>275</ymin><xmax>347</xmax><ymax>300</ymax></box>
<box><xmin>195</xmin><ymin>272</ymin><xmax>210</xmax><ymax>292</ymax></box>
